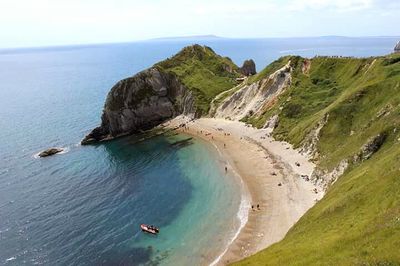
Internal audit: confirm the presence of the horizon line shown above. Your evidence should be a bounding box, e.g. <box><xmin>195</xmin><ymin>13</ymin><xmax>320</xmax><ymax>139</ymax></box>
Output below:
<box><xmin>1</xmin><ymin>34</ymin><xmax>399</xmax><ymax>51</ymax></box>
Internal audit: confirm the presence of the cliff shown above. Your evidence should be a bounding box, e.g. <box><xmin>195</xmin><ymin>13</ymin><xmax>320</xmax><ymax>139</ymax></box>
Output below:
<box><xmin>81</xmin><ymin>68</ymin><xmax>195</xmax><ymax>144</ymax></box>
<box><xmin>82</xmin><ymin>45</ymin><xmax>241</xmax><ymax>144</ymax></box>
<box><xmin>395</xmin><ymin>41</ymin><xmax>400</xmax><ymax>53</ymax></box>
<box><xmin>229</xmin><ymin>53</ymin><xmax>400</xmax><ymax>264</ymax></box>
<box><xmin>215</xmin><ymin>61</ymin><xmax>291</xmax><ymax>120</ymax></box>
<box><xmin>82</xmin><ymin>44</ymin><xmax>400</xmax><ymax>263</ymax></box>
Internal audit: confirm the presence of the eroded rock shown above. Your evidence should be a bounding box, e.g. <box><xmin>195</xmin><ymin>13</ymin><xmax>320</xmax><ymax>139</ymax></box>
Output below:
<box><xmin>38</xmin><ymin>148</ymin><xmax>63</xmax><ymax>157</ymax></box>
<box><xmin>239</xmin><ymin>59</ymin><xmax>256</xmax><ymax>76</ymax></box>
<box><xmin>215</xmin><ymin>61</ymin><xmax>292</xmax><ymax>120</ymax></box>
<box><xmin>353</xmin><ymin>133</ymin><xmax>387</xmax><ymax>162</ymax></box>
<box><xmin>81</xmin><ymin>68</ymin><xmax>196</xmax><ymax>145</ymax></box>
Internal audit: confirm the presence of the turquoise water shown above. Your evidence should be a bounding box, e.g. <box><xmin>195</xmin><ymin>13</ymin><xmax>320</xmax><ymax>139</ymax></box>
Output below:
<box><xmin>0</xmin><ymin>37</ymin><xmax>398</xmax><ymax>265</ymax></box>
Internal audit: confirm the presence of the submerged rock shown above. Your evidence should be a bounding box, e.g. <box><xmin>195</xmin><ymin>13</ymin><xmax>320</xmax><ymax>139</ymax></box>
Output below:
<box><xmin>81</xmin><ymin>68</ymin><xmax>196</xmax><ymax>145</ymax></box>
<box><xmin>38</xmin><ymin>148</ymin><xmax>63</xmax><ymax>157</ymax></box>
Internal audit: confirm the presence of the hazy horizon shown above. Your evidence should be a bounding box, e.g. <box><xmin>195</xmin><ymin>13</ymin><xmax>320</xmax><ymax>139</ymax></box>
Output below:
<box><xmin>1</xmin><ymin>34</ymin><xmax>399</xmax><ymax>50</ymax></box>
<box><xmin>1</xmin><ymin>0</ymin><xmax>399</xmax><ymax>49</ymax></box>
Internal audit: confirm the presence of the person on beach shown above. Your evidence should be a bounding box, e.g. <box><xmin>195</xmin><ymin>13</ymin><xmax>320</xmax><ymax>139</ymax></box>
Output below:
<box><xmin>224</xmin><ymin>143</ymin><xmax>226</xmax><ymax>148</ymax></box>
<box><xmin>225</xmin><ymin>166</ymin><xmax>228</xmax><ymax>173</ymax></box>
<box><xmin>257</xmin><ymin>204</ymin><xmax>260</xmax><ymax>210</ymax></box>
<box><xmin>251</xmin><ymin>205</ymin><xmax>254</xmax><ymax>211</ymax></box>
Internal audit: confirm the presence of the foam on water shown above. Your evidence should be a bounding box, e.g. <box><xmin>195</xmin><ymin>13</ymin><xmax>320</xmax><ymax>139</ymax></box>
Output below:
<box><xmin>210</xmin><ymin>167</ymin><xmax>251</xmax><ymax>266</ymax></box>
<box><xmin>5</xmin><ymin>257</ymin><xmax>15</xmax><ymax>262</ymax></box>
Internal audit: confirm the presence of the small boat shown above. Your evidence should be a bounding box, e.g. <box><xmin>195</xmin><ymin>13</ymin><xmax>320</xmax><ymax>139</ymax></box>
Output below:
<box><xmin>140</xmin><ymin>224</ymin><xmax>159</xmax><ymax>235</ymax></box>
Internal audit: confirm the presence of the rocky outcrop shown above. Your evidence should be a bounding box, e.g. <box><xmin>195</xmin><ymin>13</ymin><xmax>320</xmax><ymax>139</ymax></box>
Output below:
<box><xmin>353</xmin><ymin>133</ymin><xmax>387</xmax><ymax>163</ymax></box>
<box><xmin>264</xmin><ymin>114</ymin><xmax>279</xmax><ymax>130</ymax></box>
<box><xmin>310</xmin><ymin>132</ymin><xmax>387</xmax><ymax>189</ymax></box>
<box><xmin>214</xmin><ymin>62</ymin><xmax>292</xmax><ymax>120</ymax></box>
<box><xmin>81</xmin><ymin>68</ymin><xmax>196</xmax><ymax>145</ymax></box>
<box><xmin>299</xmin><ymin>113</ymin><xmax>329</xmax><ymax>158</ymax></box>
<box><xmin>38</xmin><ymin>148</ymin><xmax>63</xmax><ymax>157</ymax></box>
<box><xmin>302</xmin><ymin>59</ymin><xmax>311</xmax><ymax>75</ymax></box>
<box><xmin>310</xmin><ymin>159</ymin><xmax>349</xmax><ymax>190</ymax></box>
<box><xmin>394</xmin><ymin>41</ymin><xmax>400</xmax><ymax>53</ymax></box>
<box><xmin>239</xmin><ymin>59</ymin><xmax>256</xmax><ymax>76</ymax></box>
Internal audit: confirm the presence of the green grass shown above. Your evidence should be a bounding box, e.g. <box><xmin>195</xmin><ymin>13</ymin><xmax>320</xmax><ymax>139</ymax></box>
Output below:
<box><xmin>235</xmin><ymin>53</ymin><xmax>400</xmax><ymax>265</ymax></box>
<box><xmin>156</xmin><ymin>45</ymin><xmax>240</xmax><ymax>115</ymax></box>
<box><xmin>247</xmin><ymin>55</ymin><xmax>293</xmax><ymax>84</ymax></box>
<box><xmin>236</xmin><ymin>138</ymin><xmax>400</xmax><ymax>265</ymax></box>
<box><xmin>245</xmin><ymin>54</ymin><xmax>400</xmax><ymax>169</ymax></box>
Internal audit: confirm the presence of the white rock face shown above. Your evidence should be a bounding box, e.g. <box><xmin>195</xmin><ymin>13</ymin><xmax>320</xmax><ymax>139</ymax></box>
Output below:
<box><xmin>395</xmin><ymin>41</ymin><xmax>400</xmax><ymax>53</ymax></box>
<box><xmin>214</xmin><ymin>62</ymin><xmax>292</xmax><ymax>120</ymax></box>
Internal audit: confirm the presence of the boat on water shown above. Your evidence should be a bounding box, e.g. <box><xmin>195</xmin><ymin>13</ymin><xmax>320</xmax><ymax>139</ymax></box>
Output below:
<box><xmin>140</xmin><ymin>224</ymin><xmax>159</xmax><ymax>235</ymax></box>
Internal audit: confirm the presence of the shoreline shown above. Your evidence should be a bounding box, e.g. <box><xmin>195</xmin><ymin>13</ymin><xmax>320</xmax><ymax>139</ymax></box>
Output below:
<box><xmin>163</xmin><ymin>117</ymin><xmax>324</xmax><ymax>265</ymax></box>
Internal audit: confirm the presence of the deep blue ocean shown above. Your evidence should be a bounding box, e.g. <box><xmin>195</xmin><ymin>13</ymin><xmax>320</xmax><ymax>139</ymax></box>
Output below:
<box><xmin>0</xmin><ymin>36</ymin><xmax>398</xmax><ymax>265</ymax></box>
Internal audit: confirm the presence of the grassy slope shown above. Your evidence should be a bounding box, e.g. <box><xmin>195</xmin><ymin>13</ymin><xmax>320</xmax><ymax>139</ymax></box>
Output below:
<box><xmin>235</xmin><ymin>53</ymin><xmax>400</xmax><ymax>265</ymax></box>
<box><xmin>156</xmin><ymin>45</ymin><xmax>240</xmax><ymax>115</ymax></box>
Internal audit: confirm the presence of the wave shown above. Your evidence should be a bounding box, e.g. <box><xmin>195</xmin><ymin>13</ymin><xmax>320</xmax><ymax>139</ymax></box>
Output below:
<box><xmin>5</xmin><ymin>256</ymin><xmax>16</xmax><ymax>263</ymax></box>
<box><xmin>209</xmin><ymin>163</ymin><xmax>251</xmax><ymax>266</ymax></box>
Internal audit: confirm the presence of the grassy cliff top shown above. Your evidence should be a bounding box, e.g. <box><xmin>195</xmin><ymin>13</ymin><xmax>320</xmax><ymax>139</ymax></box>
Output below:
<box><xmin>156</xmin><ymin>44</ymin><xmax>240</xmax><ymax>115</ymax></box>
<box><xmin>236</xmin><ymin>53</ymin><xmax>400</xmax><ymax>265</ymax></box>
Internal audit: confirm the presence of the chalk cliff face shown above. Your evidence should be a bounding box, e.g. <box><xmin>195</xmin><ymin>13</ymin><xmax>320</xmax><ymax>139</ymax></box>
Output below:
<box><xmin>81</xmin><ymin>68</ymin><xmax>195</xmax><ymax>144</ymax></box>
<box><xmin>395</xmin><ymin>41</ymin><xmax>400</xmax><ymax>53</ymax></box>
<box><xmin>214</xmin><ymin>62</ymin><xmax>292</xmax><ymax>121</ymax></box>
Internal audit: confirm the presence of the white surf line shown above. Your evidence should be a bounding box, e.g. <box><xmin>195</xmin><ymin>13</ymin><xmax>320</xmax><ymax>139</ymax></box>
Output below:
<box><xmin>5</xmin><ymin>257</ymin><xmax>16</xmax><ymax>262</ymax></box>
<box><xmin>209</xmin><ymin>178</ymin><xmax>250</xmax><ymax>266</ymax></box>
<box><xmin>206</xmin><ymin>139</ymin><xmax>251</xmax><ymax>266</ymax></box>
<box><xmin>169</xmin><ymin>118</ymin><xmax>251</xmax><ymax>266</ymax></box>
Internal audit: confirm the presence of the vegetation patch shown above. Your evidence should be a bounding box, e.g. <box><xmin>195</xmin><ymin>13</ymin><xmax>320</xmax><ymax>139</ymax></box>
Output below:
<box><xmin>156</xmin><ymin>45</ymin><xmax>240</xmax><ymax>115</ymax></box>
<box><xmin>235</xmin><ymin>53</ymin><xmax>400</xmax><ymax>265</ymax></box>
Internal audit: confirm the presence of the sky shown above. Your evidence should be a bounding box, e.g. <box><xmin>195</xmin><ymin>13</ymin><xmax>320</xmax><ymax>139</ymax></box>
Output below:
<box><xmin>0</xmin><ymin>0</ymin><xmax>399</xmax><ymax>48</ymax></box>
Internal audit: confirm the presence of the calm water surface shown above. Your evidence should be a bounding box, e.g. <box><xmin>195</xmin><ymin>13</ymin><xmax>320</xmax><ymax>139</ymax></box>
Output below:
<box><xmin>0</xmin><ymin>36</ymin><xmax>398</xmax><ymax>265</ymax></box>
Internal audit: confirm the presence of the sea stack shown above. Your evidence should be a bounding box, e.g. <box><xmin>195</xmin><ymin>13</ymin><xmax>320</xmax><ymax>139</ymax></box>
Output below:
<box><xmin>395</xmin><ymin>41</ymin><xmax>400</xmax><ymax>53</ymax></box>
<box><xmin>239</xmin><ymin>59</ymin><xmax>256</xmax><ymax>76</ymax></box>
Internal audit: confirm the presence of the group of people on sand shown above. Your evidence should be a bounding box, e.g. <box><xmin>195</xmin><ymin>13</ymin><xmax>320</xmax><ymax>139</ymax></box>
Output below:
<box><xmin>251</xmin><ymin>204</ymin><xmax>261</xmax><ymax>211</ymax></box>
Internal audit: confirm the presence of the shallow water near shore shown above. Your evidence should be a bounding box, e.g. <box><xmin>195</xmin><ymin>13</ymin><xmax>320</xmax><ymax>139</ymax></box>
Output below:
<box><xmin>0</xmin><ymin>37</ymin><xmax>398</xmax><ymax>265</ymax></box>
<box><xmin>0</xmin><ymin>130</ymin><xmax>243</xmax><ymax>265</ymax></box>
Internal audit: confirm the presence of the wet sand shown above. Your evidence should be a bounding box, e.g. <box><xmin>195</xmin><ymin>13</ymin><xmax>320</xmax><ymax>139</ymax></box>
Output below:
<box><xmin>162</xmin><ymin>117</ymin><xmax>323</xmax><ymax>265</ymax></box>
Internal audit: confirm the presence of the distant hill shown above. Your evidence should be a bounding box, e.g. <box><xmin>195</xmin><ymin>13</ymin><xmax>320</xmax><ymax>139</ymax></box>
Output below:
<box><xmin>149</xmin><ymin>35</ymin><xmax>222</xmax><ymax>41</ymax></box>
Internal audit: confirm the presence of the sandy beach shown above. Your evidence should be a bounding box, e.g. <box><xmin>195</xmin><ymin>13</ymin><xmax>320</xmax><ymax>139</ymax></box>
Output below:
<box><xmin>163</xmin><ymin>117</ymin><xmax>323</xmax><ymax>265</ymax></box>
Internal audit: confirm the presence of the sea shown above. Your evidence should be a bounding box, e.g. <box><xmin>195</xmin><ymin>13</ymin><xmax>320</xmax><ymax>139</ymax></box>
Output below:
<box><xmin>0</xmin><ymin>36</ymin><xmax>398</xmax><ymax>265</ymax></box>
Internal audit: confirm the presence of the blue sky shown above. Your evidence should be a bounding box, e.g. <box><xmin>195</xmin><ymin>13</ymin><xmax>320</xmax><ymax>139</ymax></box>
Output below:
<box><xmin>1</xmin><ymin>0</ymin><xmax>399</xmax><ymax>48</ymax></box>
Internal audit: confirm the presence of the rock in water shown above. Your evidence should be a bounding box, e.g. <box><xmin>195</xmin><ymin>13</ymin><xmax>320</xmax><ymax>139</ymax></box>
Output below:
<box><xmin>239</xmin><ymin>59</ymin><xmax>256</xmax><ymax>76</ymax></box>
<box><xmin>38</xmin><ymin>148</ymin><xmax>63</xmax><ymax>157</ymax></box>
<box><xmin>81</xmin><ymin>68</ymin><xmax>196</xmax><ymax>145</ymax></box>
